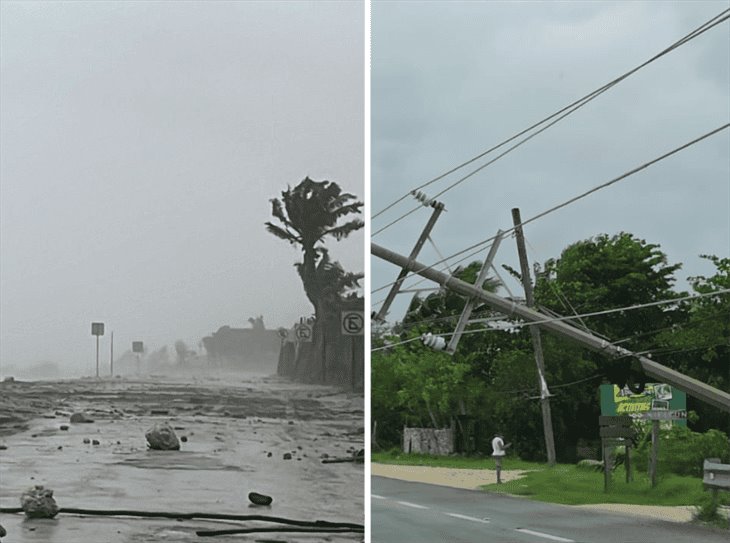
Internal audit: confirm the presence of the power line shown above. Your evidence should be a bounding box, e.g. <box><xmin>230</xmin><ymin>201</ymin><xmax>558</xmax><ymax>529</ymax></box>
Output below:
<box><xmin>372</xmin><ymin>8</ymin><xmax>730</xmax><ymax>234</ymax></box>
<box><xmin>371</xmin><ymin>123</ymin><xmax>730</xmax><ymax>299</ymax></box>
<box><xmin>492</xmin><ymin>374</ymin><xmax>604</xmax><ymax>396</ymax></box>
<box><xmin>371</xmin><ymin>289</ymin><xmax>730</xmax><ymax>351</ymax></box>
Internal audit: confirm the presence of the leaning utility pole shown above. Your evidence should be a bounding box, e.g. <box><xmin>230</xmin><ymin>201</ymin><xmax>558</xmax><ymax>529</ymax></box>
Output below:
<box><xmin>512</xmin><ymin>208</ymin><xmax>556</xmax><ymax>466</ymax></box>
<box><xmin>371</xmin><ymin>242</ymin><xmax>730</xmax><ymax>413</ymax></box>
<box><xmin>373</xmin><ymin>197</ymin><xmax>445</xmax><ymax>322</ymax></box>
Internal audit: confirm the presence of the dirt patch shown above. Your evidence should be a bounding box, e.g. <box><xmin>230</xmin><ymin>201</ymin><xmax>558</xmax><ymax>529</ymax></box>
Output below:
<box><xmin>573</xmin><ymin>503</ymin><xmax>695</xmax><ymax>523</ymax></box>
<box><xmin>371</xmin><ymin>462</ymin><xmax>528</xmax><ymax>489</ymax></box>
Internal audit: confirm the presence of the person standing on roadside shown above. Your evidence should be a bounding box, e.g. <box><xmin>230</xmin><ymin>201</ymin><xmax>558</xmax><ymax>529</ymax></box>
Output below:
<box><xmin>491</xmin><ymin>433</ymin><xmax>511</xmax><ymax>484</ymax></box>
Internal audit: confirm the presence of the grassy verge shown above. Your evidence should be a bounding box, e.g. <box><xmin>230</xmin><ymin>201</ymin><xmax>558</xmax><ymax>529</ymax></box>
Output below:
<box><xmin>372</xmin><ymin>450</ymin><xmax>543</xmax><ymax>471</ymax></box>
<box><xmin>372</xmin><ymin>451</ymin><xmax>730</xmax><ymax>508</ymax></box>
<box><xmin>484</xmin><ymin>465</ymin><xmax>730</xmax><ymax>506</ymax></box>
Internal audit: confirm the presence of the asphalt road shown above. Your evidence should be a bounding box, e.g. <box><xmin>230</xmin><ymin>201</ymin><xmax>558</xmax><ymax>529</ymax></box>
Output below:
<box><xmin>371</xmin><ymin>476</ymin><xmax>729</xmax><ymax>543</ymax></box>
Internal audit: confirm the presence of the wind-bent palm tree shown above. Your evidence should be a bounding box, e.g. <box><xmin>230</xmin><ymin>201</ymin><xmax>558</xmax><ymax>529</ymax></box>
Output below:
<box><xmin>265</xmin><ymin>177</ymin><xmax>364</xmax><ymax>311</ymax></box>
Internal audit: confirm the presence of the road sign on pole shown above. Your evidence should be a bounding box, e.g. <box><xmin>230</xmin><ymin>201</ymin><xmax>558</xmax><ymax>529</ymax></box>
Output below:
<box><xmin>341</xmin><ymin>311</ymin><xmax>364</xmax><ymax>336</ymax></box>
<box><xmin>295</xmin><ymin>323</ymin><xmax>313</xmax><ymax>342</ymax></box>
<box><xmin>640</xmin><ymin>409</ymin><xmax>687</xmax><ymax>421</ymax></box>
<box><xmin>91</xmin><ymin>322</ymin><xmax>104</xmax><ymax>378</ymax></box>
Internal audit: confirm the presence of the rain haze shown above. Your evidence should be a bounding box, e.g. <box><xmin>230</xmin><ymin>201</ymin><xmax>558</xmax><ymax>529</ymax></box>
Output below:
<box><xmin>0</xmin><ymin>1</ymin><xmax>364</xmax><ymax>378</ymax></box>
<box><xmin>371</xmin><ymin>1</ymin><xmax>729</xmax><ymax>323</ymax></box>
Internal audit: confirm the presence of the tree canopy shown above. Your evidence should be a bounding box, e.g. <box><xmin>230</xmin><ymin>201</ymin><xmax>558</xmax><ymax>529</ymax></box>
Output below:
<box><xmin>372</xmin><ymin>232</ymin><xmax>729</xmax><ymax>461</ymax></box>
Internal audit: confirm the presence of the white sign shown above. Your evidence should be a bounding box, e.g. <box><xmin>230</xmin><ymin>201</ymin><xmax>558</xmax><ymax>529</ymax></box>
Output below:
<box><xmin>341</xmin><ymin>311</ymin><xmax>364</xmax><ymax>336</ymax></box>
<box><xmin>295</xmin><ymin>323</ymin><xmax>313</xmax><ymax>342</ymax></box>
<box><xmin>640</xmin><ymin>409</ymin><xmax>687</xmax><ymax>421</ymax></box>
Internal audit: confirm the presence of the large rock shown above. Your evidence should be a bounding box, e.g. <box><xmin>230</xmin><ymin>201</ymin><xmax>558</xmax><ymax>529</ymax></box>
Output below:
<box><xmin>145</xmin><ymin>422</ymin><xmax>180</xmax><ymax>450</ymax></box>
<box><xmin>20</xmin><ymin>485</ymin><xmax>59</xmax><ymax>518</ymax></box>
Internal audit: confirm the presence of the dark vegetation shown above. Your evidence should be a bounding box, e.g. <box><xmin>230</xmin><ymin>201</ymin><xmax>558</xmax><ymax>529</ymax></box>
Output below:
<box><xmin>372</xmin><ymin>233</ymin><xmax>730</xmax><ymax>464</ymax></box>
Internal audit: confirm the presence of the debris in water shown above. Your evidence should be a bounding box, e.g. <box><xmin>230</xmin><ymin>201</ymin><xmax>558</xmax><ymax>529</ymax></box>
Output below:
<box><xmin>20</xmin><ymin>485</ymin><xmax>59</xmax><ymax>518</ymax></box>
<box><xmin>248</xmin><ymin>492</ymin><xmax>273</xmax><ymax>506</ymax></box>
<box><xmin>145</xmin><ymin>422</ymin><xmax>180</xmax><ymax>450</ymax></box>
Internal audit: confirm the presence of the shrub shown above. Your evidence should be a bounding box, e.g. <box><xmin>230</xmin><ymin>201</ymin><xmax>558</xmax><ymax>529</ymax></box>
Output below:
<box><xmin>634</xmin><ymin>426</ymin><xmax>730</xmax><ymax>477</ymax></box>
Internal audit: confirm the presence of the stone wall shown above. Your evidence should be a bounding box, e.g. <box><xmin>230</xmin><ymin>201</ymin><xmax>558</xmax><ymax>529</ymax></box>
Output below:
<box><xmin>403</xmin><ymin>427</ymin><xmax>454</xmax><ymax>455</ymax></box>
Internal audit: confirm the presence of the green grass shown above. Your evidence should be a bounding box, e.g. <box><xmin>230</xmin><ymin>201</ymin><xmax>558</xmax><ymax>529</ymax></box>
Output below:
<box><xmin>372</xmin><ymin>450</ymin><xmax>543</xmax><ymax>471</ymax></box>
<box><xmin>484</xmin><ymin>465</ymin><xmax>729</xmax><ymax>507</ymax></box>
<box><xmin>372</xmin><ymin>451</ymin><xmax>730</xmax><ymax>508</ymax></box>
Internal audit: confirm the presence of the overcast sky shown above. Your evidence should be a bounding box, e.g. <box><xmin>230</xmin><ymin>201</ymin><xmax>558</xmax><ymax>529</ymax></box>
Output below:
<box><xmin>0</xmin><ymin>1</ymin><xmax>363</xmax><ymax>375</ymax></box>
<box><xmin>371</xmin><ymin>1</ymin><xmax>730</xmax><ymax>324</ymax></box>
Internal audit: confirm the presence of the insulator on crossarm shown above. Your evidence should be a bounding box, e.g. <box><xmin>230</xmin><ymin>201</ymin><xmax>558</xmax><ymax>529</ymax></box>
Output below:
<box><xmin>421</xmin><ymin>332</ymin><xmax>446</xmax><ymax>351</ymax></box>
<box><xmin>411</xmin><ymin>190</ymin><xmax>434</xmax><ymax>207</ymax></box>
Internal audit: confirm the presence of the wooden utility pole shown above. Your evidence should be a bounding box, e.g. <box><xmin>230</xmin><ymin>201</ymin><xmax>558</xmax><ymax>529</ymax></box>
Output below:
<box><xmin>374</xmin><ymin>201</ymin><xmax>445</xmax><ymax>322</ymax></box>
<box><xmin>371</xmin><ymin>242</ymin><xmax>730</xmax><ymax>412</ymax></box>
<box><xmin>511</xmin><ymin>208</ymin><xmax>556</xmax><ymax>466</ymax></box>
<box><xmin>445</xmin><ymin>230</ymin><xmax>504</xmax><ymax>355</ymax></box>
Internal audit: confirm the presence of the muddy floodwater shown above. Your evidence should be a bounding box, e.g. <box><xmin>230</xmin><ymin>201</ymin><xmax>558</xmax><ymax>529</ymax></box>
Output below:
<box><xmin>0</xmin><ymin>374</ymin><xmax>364</xmax><ymax>542</ymax></box>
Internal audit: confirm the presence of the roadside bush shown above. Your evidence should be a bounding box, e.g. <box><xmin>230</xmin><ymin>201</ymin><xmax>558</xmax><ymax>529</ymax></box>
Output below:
<box><xmin>635</xmin><ymin>426</ymin><xmax>730</xmax><ymax>477</ymax></box>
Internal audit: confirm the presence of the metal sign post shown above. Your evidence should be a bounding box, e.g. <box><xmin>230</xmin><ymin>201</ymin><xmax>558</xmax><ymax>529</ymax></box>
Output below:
<box><xmin>599</xmin><ymin>416</ymin><xmax>634</xmax><ymax>490</ymax></box>
<box><xmin>639</xmin><ymin>409</ymin><xmax>687</xmax><ymax>488</ymax></box>
<box><xmin>91</xmin><ymin>322</ymin><xmax>105</xmax><ymax>378</ymax></box>
<box><xmin>110</xmin><ymin>331</ymin><xmax>114</xmax><ymax>377</ymax></box>
<box><xmin>341</xmin><ymin>311</ymin><xmax>364</xmax><ymax>391</ymax></box>
<box><xmin>132</xmin><ymin>341</ymin><xmax>144</xmax><ymax>375</ymax></box>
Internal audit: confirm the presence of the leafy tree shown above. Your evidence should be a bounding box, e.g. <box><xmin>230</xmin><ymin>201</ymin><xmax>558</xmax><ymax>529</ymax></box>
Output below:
<box><xmin>265</xmin><ymin>177</ymin><xmax>364</xmax><ymax>313</ymax></box>
<box><xmin>534</xmin><ymin>232</ymin><xmax>683</xmax><ymax>389</ymax></box>
<box><xmin>248</xmin><ymin>316</ymin><xmax>265</xmax><ymax>331</ymax></box>
<box><xmin>174</xmin><ymin>340</ymin><xmax>189</xmax><ymax>365</ymax></box>
<box><xmin>654</xmin><ymin>255</ymin><xmax>730</xmax><ymax>433</ymax></box>
<box><xmin>265</xmin><ymin>177</ymin><xmax>364</xmax><ymax>383</ymax></box>
<box><xmin>371</xmin><ymin>331</ymin><xmax>474</xmax><ymax>448</ymax></box>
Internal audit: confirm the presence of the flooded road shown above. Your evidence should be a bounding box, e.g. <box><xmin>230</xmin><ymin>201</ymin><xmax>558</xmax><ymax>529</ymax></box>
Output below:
<box><xmin>0</xmin><ymin>375</ymin><xmax>364</xmax><ymax>542</ymax></box>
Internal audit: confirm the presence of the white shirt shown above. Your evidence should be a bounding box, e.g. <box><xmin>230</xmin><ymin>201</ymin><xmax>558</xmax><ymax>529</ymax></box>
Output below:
<box><xmin>491</xmin><ymin>436</ymin><xmax>506</xmax><ymax>457</ymax></box>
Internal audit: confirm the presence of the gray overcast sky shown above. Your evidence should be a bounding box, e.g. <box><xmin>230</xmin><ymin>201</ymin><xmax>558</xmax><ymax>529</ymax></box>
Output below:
<box><xmin>371</xmin><ymin>1</ymin><xmax>730</xmax><ymax>324</ymax></box>
<box><xmin>1</xmin><ymin>1</ymin><xmax>363</xmax><ymax>374</ymax></box>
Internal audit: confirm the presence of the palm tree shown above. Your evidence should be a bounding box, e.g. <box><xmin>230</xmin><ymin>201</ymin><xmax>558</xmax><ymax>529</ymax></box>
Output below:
<box><xmin>265</xmin><ymin>177</ymin><xmax>363</xmax><ymax>383</ymax></box>
<box><xmin>265</xmin><ymin>177</ymin><xmax>363</xmax><ymax>309</ymax></box>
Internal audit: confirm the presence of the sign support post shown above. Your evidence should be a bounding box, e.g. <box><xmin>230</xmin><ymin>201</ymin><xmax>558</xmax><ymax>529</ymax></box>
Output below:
<box><xmin>341</xmin><ymin>311</ymin><xmax>364</xmax><ymax>391</ymax></box>
<box><xmin>91</xmin><ymin>322</ymin><xmax>105</xmax><ymax>379</ymax></box>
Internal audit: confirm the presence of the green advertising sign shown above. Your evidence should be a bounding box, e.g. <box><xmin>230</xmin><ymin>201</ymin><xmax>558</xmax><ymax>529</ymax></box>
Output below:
<box><xmin>599</xmin><ymin>383</ymin><xmax>686</xmax><ymax>426</ymax></box>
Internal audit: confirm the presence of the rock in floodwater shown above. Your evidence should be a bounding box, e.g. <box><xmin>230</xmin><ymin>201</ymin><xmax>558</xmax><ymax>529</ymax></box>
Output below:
<box><xmin>248</xmin><ymin>492</ymin><xmax>273</xmax><ymax>506</ymax></box>
<box><xmin>145</xmin><ymin>422</ymin><xmax>180</xmax><ymax>451</ymax></box>
<box><xmin>59</xmin><ymin>425</ymin><xmax>69</xmax><ymax>431</ymax></box>
<box><xmin>20</xmin><ymin>486</ymin><xmax>59</xmax><ymax>519</ymax></box>
<box><xmin>70</xmin><ymin>413</ymin><xmax>94</xmax><ymax>423</ymax></box>
<box><xmin>0</xmin><ymin>522</ymin><xmax>6</xmax><ymax>537</ymax></box>
<box><xmin>283</xmin><ymin>452</ymin><xmax>292</xmax><ymax>460</ymax></box>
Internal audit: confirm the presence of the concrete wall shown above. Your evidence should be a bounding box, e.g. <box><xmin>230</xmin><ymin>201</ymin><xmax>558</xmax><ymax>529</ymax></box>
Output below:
<box><xmin>277</xmin><ymin>298</ymin><xmax>364</xmax><ymax>390</ymax></box>
<box><xmin>403</xmin><ymin>427</ymin><xmax>454</xmax><ymax>455</ymax></box>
